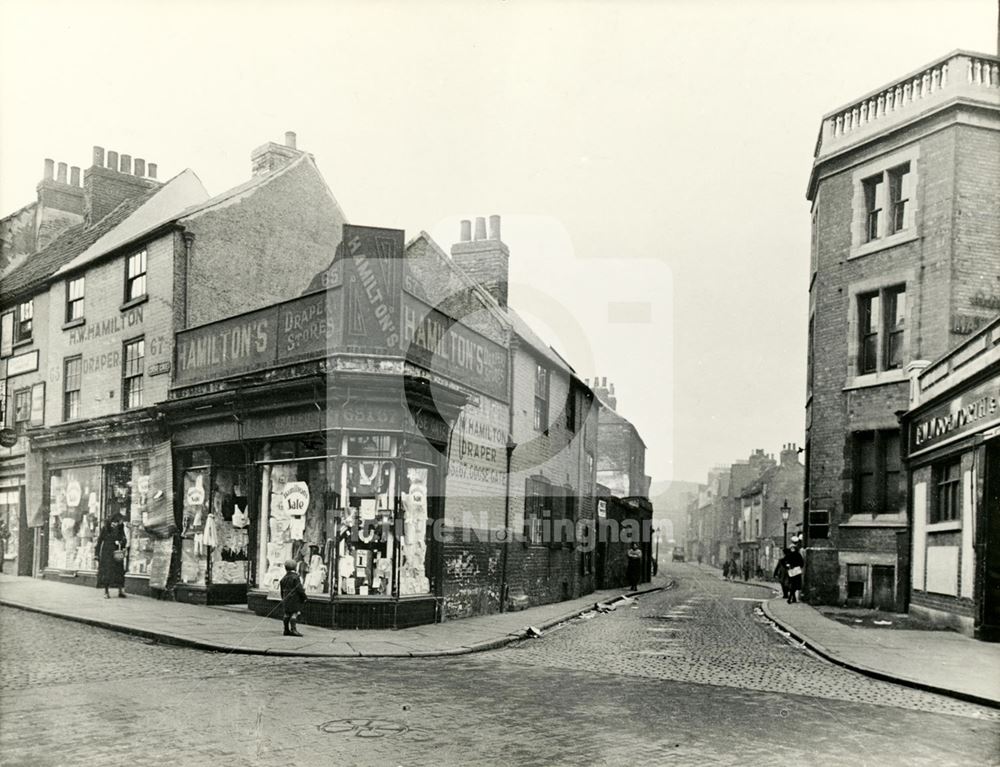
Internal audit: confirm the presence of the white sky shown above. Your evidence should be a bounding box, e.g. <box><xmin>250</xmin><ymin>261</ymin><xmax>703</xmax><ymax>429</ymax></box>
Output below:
<box><xmin>1</xmin><ymin>0</ymin><xmax>997</xmax><ymax>484</ymax></box>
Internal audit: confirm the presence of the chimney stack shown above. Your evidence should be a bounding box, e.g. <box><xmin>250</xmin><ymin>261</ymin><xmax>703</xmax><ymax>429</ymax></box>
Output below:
<box><xmin>251</xmin><ymin>130</ymin><xmax>303</xmax><ymax>177</ymax></box>
<box><xmin>148</xmin><ymin>163</ymin><xmax>157</xmax><ymax>179</ymax></box>
<box><xmin>451</xmin><ymin>213</ymin><xmax>510</xmax><ymax>307</ymax></box>
<box><xmin>83</xmin><ymin>144</ymin><xmax>160</xmax><ymax>224</ymax></box>
<box><xmin>44</xmin><ymin>159</ymin><xmax>55</xmax><ymax>180</ymax></box>
<box><xmin>779</xmin><ymin>443</ymin><xmax>800</xmax><ymax>467</ymax></box>
<box><xmin>134</xmin><ymin>158</ymin><xmax>145</xmax><ymax>177</ymax></box>
<box><xmin>70</xmin><ymin>166</ymin><xmax>80</xmax><ymax>186</ymax></box>
<box><xmin>56</xmin><ymin>163</ymin><xmax>67</xmax><ymax>183</ymax></box>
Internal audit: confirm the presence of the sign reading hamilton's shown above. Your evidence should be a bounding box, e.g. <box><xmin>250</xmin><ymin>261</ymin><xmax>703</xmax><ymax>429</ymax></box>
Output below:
<box><xmin>911</xmin><ymin>377</ymin><xmax>1000</xmax><ymax>453</ymax></box>
<box><xmin>341</xmin><ymin>225</ymin><xmax>404</xmax><ymax>352</ymax></box>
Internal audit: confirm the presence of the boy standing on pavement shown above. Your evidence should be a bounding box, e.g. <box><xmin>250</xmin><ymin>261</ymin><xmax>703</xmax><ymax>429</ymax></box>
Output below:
<box><xmin>280</xmin><ymin>559</ymin><xmax>307</xmax><ymax>637</ymax></box>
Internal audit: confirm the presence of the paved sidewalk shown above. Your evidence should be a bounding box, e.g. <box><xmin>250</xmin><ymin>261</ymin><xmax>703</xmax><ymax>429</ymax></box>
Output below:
<box><xmin>0</xmin><ymin>574</ymin><xmax>669</xmax><ymax>658</ymax></box>
<box><xmin>688</xmin><ymin>562</ymin><xmax>1000</xmax><ymax>708</ymax></box>
<box><xmin>763</xmin><ymin>598</ymin><xmax>1000</xmax><ymax>708</ymax></box>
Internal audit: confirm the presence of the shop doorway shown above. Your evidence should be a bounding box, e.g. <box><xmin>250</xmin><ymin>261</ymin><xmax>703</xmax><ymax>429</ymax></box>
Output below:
<box><xmin>981</xmin><ymin>439</ymin><xmax>1000</xmax><ymax>640</ymax></box>
<box><xmin>872</xmin><ymin>565</ymin><xmax>895</xmax><ymax>611</ymax></box>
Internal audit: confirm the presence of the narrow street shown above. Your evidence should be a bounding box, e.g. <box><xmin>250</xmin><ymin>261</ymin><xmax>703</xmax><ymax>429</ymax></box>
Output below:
<box><xmin>1</xmin><ymin>564</ymin><xmax>996</xmax><ymax>767</ymax></box>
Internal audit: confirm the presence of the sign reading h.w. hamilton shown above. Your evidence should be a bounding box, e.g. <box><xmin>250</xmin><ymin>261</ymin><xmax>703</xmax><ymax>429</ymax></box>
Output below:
<box><xmin>341</xmin><ymin>225</ymin><xmax>404</xmax><ymax>352</ymax></box>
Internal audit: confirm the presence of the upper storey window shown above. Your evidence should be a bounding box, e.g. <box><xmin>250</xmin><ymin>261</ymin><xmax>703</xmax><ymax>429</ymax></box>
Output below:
<box><xmin>851</xmin><ymin>147</ymin><xmax>919</xmax><ymax>259</ymax></box>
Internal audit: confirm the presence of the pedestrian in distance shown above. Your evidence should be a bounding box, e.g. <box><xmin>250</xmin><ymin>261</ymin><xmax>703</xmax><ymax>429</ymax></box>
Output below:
<box><xmin>0</xmin><ymin>518</ymin><xmax>9</xmax><ymax>574</ymax></box>
<box><xmin>626</xmin><ymin>542</ymin><xmax>642</xmax><ymax>592</ymax></box>
<box><xmin>280</xmin><ymin>558</ymin><xmax>307</xmax><ymax>636</ymax></box>
<box><xmin>785</xmin><ymin>544</ymin><xmax>804</xmax><ymax>604</ymax></box>
<box><xmin>722</xmin><ymin>559</ymin><xmax>731</xmax><ymax>580</ymax></box>
<box><xmin>774</xmin><ymin>548</ymin><xmax>791</xmax><ymax>601</ymax></box>
<box><xmin>96</xmin><ymin>515</ymin><xmax>127</xmax><ymax>599</ymax></box>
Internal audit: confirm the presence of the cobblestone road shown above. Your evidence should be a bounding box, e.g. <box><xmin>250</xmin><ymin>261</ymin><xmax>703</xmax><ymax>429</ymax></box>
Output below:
<box><xmin>1</xmin><ymin>564</ymin><xmax>996</xmax><ymax>767</ymax></box>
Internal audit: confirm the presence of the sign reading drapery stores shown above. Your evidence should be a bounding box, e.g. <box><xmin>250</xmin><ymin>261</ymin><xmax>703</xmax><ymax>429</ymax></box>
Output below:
<box><xmin>910</xmin><ymin>376</ymin><xmax>1000</xmax><ymax>454</ymax></box>
<box><xmin>174</xmin><ymin>290</ymin><xmax>337</xmax><ymax>386</ymax></box>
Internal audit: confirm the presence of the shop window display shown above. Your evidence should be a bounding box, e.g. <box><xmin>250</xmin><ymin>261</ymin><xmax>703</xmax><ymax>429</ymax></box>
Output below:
<box><xmin>179</xmin><ymin>450</ymin><xmax>249</xmax><ymax>587</ymax></box>
<box><xmin>47</xmin><ymin>465</ymin><xmax>103</xmax><ymax>570</ymax></box>
<box><xmin>398</xmin><ymin>466</ymin><xmax>432</xmax><ymax>595</ymax></box>
<box><xmin>338</xmin><ymin>439</ymin><xmax>395</xmax><ymax>596</ymax></box>
<box><xmin>126</xmin><ymin>461</ymin><xmax>154</xmax><ymax>576</ymax></box>
<box><xmin>259</xmin><ymin>442</ymin><xmax>334</xmax><ymax>597</ymax></box>
<box><xmin>0</xmin><ymin>489</ymin><xmax>19</xmax><ymax>568</ymax></box>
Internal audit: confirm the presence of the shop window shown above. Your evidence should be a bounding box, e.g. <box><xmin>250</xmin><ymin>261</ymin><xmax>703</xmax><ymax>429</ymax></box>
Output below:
<box><xmin>852</xmin><ymin>430</ymin><xmax>903</xmax><ymax>515</ymax></box>
<box><xmin>180</xmin><ymin>450</ymin><xmax>250</xmax><ymax>588</ymax></box>
<box><xmin>125</xmin><ymin>249</ymin><xmax>147</xmax><ymax>302</ymax></box>
<box><xmin>533</xmin><ymin>364</ymin><xmax>549</xmax><ymax>432</ymax></box>
<box><xmin>14</xmin><ymin>300</ymin><xmax>32</xmax><ymax>345</ymax></box>
<box><xmin>398</xmin><ymin>465</ymin><xmax>433</xmax><ymax>596</ymax></box>
<box><xmin>63</xmin><ymin>356</ymin><xmax>82</xmax><ymax>421</ymax></box>
<box><xmin>0</xmin><ymin>489</ymin><xmax>20</xmax><ymax>568</ymax></box>
<box><xmin>66</xmin><ymin>276</ymin><xmax>85</xmax><ymax>322</ymax></box>
<box><xmin>122</xmin><ymin>337</ymin><xmax>144</xmax><ymax>410</ymax></box>
<box><xmin>931</xmin><ymin>458</ymin><xmax>961</xmax><ymax>524</ymax></box>
<box><xmin>847</xmin><ymin>564</ymin><xmax>867</xmax><ymax>600</ymax></box>
<box><xmin>46</xmin><ymin>466</ymin><xmax>103</xmax><ymax>571</ymax></box>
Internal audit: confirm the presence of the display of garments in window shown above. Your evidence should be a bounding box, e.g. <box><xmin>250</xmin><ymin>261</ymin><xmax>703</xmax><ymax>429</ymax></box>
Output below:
<box><xmin>349</xmin><ymin>461</ymin><xmax>389</xmax><ymax>495</ymax></box>
<box><xmin>194</xmin><ymin>533</ymin><xmax>205</xmax><ymax>556</ymax></box>
<box><xmin>78</xmin><ymin>515</ymin><xmax>92</xmax><ymax>540</ymax></box>
<box><xmin>288</xmin><ymin>515</ymin><xmax>306</xmax><ymax>541</ymax></box>
<box><xmin>231</xmin><ymin>507</ymin><xmax>249</xmax><ymax>529</ymax></box>
<box><xmin>192</xmin><ymin>509</ymin><xmax>204</xmax><ymax>531</ymax></box>
<box><xmin>61</xmin><ymin>517</ymin><xmax>76</xmax><ymax>538</ymax></box>
<box><xmin>202</xmin><ymin>513</ymin><xmax>219</xmax><ymax>548</ymax></box>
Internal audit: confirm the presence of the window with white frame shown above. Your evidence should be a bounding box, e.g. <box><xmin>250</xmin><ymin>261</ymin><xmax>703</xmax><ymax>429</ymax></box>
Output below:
<box><xmin>857</xmin><ymin>285</ymin><xmax>906</xmax><ymax>375</ymax></box>
<box><xmin>931</xmin><ymin>458</ymin><xmax>961</xmax><ymax>524</ymax></box>
<box><xmin>122</xmin><ymin>337</ymin><xmax>144</xmax><ymax>409</ymax></box>
<box><xmin>64</xmin><ymin>356</ymin><xmax>82</xmax><ymax>421</ymax></box>
<box><xmin>14</xmin><ymin>300</ymin><xmax>32</xmax><ymax>344</ymax></box>
<box><xmin>852</xmin><ymin>148</ymin><xmax>918</xmax><ymax>256</ymax></box>
<box><xmin>66</xmin><ymin>277</ymin><xmax>85</xmax><ymax>322</ymax></box>
<box><xmin>125</xmin><ymin>249</ymin><xmax>147</xmax><ymax>302</ymax></box>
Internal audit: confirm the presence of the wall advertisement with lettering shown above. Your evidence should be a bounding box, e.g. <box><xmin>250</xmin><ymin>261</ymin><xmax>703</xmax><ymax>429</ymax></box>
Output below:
<box><xmin>340</xmin><ymin>225</ymin><xmax>404</xmax><ymax>354</ymax></box>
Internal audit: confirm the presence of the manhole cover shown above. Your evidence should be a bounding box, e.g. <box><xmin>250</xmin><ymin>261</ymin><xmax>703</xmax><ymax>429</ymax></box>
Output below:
<box><xmin>318</xmin><ymin>718</ymin><xmax>432</xmax><ymax>742</ymax></box>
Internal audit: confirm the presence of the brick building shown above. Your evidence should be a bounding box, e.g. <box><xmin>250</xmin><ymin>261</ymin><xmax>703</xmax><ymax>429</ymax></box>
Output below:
<box><xmin>804</xmin><ymin>52</ymin><xmax>1000</xmax><ymax>608</ymax></box>
<box><xmin>1</xmin><ymin>132</ymin><xmax>347</xmax><ymax>595</ymax></box>
<box><xmin>736</xmin><ymin>444</ymin><xmax>805</xmax><ymax>579</ymax></box>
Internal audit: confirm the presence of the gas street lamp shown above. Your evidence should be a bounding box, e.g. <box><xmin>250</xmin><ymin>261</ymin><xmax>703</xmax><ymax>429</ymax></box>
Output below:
<box><xmin>780</xmin><ymin>500</ymin><xmax>791</xmax><ymax>549</ymax></box>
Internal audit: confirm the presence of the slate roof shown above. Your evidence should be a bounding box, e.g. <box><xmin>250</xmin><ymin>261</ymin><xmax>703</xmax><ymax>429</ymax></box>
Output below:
<box><xmin>1</xmin><ymin>193</ymin><xmax>151</xmax><ymax>303</ymax></box>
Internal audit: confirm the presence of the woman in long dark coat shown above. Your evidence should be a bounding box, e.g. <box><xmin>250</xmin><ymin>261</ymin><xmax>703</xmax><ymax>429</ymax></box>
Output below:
<box><xmin>96</xmin><ymin>516</ymin><xmax>127</xmax><ymax>598</ymax></box>
<box><xmin>785</xmin><ymin>545</ymin><xmax>804</xmax><ymax>604</ymax></box>
<box><xmin>626</xmin><ymin>542</ymin><xmax>642</xmax><ymax>592</ymax></box>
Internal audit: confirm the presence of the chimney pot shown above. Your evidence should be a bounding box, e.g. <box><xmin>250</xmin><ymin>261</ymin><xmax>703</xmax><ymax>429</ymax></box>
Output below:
<box><xmin>57</xmin><ymin>162</ymin><xmax>68</xmax><ymax>183</ymax></box>
<box><xmin>134</xmin><ymin>158</ymin><xmax>145</xmax><ymax>177</ymax></box>
<box><xmin>92</xmin><ymin>146</ymin><xmax>105</xmax><ymax>167</ymax></box>
<box><xmin>474</xmin><ymin>217</ymin><xmax>487</xmax><ymax>240</ymax></box>
<box><xmin>460</xmin><ymin>219</ymin><xmax>472</xmax><ymax>242</ymax></box>
<box><xmin>44</xmin><ymin>159</ymin><xmax>55</xmax><ymax>180</ymax></box>
<box><xmin>147</xmin><ymin>163</ymin><xmax>157</xmax><ymax>179</ymax></box>
<box><xmin>284</xmin><ymin>131</ymin><xmax>297</xmax><ymax>149</ymax></box>
<box><xmin>120</xmin><ymin>154</ymin><xmax>132</xmax><ymax>174</ymax></box>
<box><xmin>107</xmin><ymin>150</ymin><xmax>119</xmax><ymax>170</ymax></box>
<box><xmin>70</xmin><ymin>166</ymin><xmax>80</xmax><ymax>186</ymax></box>
<box><xmin>602</xmin><ymin>376</ymin><xmax>607</xmax><ymax>387</ymax></box>
<box><xmin>489</xmin><ymin>214</ymin><xmax>501</xmax><ymax>240</ymax></box>
<box><xmin>610</xmin><ymin>383</ymin><xmax>616</xmax><ymax>394</ymax></box>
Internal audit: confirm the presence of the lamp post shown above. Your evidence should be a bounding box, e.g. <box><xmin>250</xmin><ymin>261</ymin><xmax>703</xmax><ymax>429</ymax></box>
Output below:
<box><xmin>780</xmin><ymin>500</ymin><xmax>791</xmax><ymax>550</ymax></box>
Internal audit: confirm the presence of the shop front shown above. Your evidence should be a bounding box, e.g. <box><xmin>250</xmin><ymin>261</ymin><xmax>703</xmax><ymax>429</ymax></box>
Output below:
<box><xmin>164</xmin><ymin>372</ymin><xmax>463</xmax><ymax>627</ymax></box>
<box><xmin>31</xmin><ymin>412</ymin><xmax>174</xmax><ymax>597</ymax></box>
<box><xmin>903</xmin><ymin>321</ymin><xmax>1000</xmax><ymax>641</ymax></box>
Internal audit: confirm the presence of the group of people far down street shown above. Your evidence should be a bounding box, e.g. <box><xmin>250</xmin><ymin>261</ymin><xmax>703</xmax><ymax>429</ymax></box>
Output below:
<box><xmin>718</xmin><ymin>544</ymin><xmax>804</xmax><ymax>604</ymax></box>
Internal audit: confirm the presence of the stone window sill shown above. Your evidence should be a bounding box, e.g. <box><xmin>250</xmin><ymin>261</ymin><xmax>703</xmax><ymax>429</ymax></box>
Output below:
<box><xmin>62</xmin><ymin>318</ymin><xmax>85</xmax><ymax>331</ymax></box>
<box><xmin>120</xmin><ymin>295</ymin><xmax>148</xmax><ymax>312</ymax></box>
<box><xmin>849</xmin><ymin>230</ymin><xmax>920</xmax><ymax>261</ymax></box>
<box><xmin>843</xmin><ymin>369</ymin><xmax>907</xmax><ymax>391</ymax></box>
<box><xmin>926</xmin><ymin>520</ymin><xmax>961</xmax><ymax>533</ymax></box>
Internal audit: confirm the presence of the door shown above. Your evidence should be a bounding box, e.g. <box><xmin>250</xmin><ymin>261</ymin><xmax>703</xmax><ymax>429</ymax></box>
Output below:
<box><xmin>872</xmin><ymin>565</ymin><xmax>895</xmax><ymax>611</ymax></box>
<box><xmin>16</xmin><ymin>486</ymin><xmax>33</xmax><ymax>576</ymax></box>
<box><xmin>981</xmin><ymin>440</ymin><xmax>1000</xmax><ymax>639</ymax></box>
<box><xmin>595</xmin><ymin>540</ymin><xmax>607</xmax><ymax>590</ymax></box>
